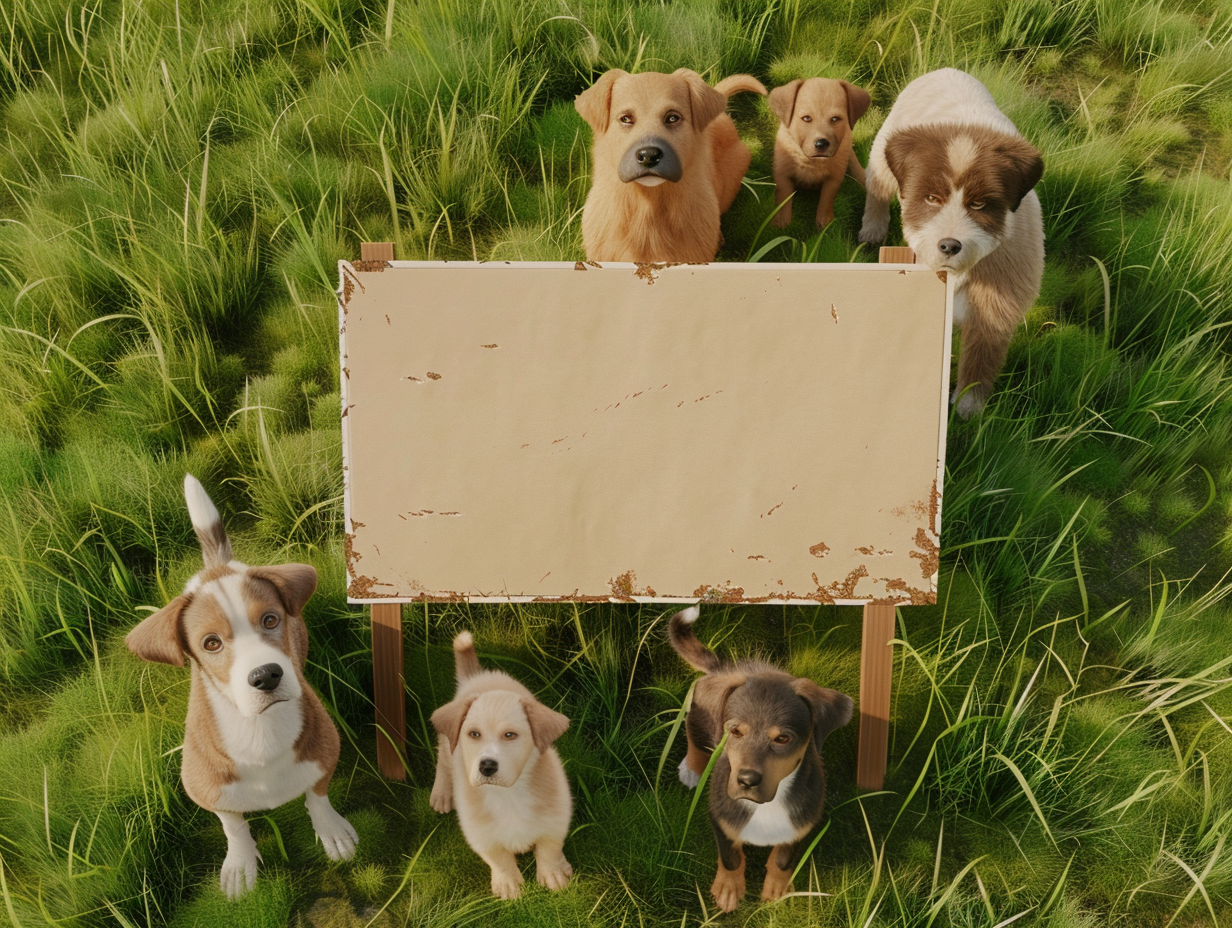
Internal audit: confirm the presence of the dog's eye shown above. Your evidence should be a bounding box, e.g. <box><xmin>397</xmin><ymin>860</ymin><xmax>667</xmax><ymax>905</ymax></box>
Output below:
<box><xmin>619</xmin><ymin>114</ymin><xmax>634</xmax><ymax>126</ymax></box>
<box><xmin>468</xmin><ymin>730</ymin><xmax>481</xmax><ymax>739</ymax></box>
<box><xmin>830</xmin><ymin>115</ymin><xmax>841</xmax><ymax>123</ymax></box>
<box><xmin>262</xmin><ymin>613</ymin><xmax>280</xmax><ymax>629</ymax></box>
<box><xmin>926</xmin><ymin>194</ymin><xmax>943</xmax><ymax>206</ymax></box>
<box><xmin>664</xmin><ymin>112</ymin><xmax>680</xmax><ymax>125</ymax></box>
<box><xmin>774</xmin><ymin>734</ymin><xmax>793</xmax><ymax>745</ymax></box>
<box><xmin>969</xmin><ymin>200</ymin><xmax>986</xmax><ymax>210</ymax></box>
<box><xmin>801</xmin><ymin>115</ymin><xmax>812</xmax><ymax>123</ymax></box>
<box><xmin>728</xmin><ymin>726</ymin><xmax>744</xmax><ymax>739</ymax></box>
<box><xmin>203</xmin><ymin>635</ymin><xmax>223</xmax><ymax>653</ymax></box>
<box><xmin>503</xmin><ymin>731</ymin><xmax>518</xmax><ymax>739</ymax></box>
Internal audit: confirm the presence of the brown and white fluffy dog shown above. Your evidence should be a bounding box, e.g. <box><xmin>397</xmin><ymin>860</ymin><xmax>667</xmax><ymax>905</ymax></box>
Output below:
<box><xmin>670</xmin><ymin>607</ymin><xmax>852</xmax><ymax>912</ymax></box>
<box><xmin>430</xmin><ymin>632</ymin><xmax>573</xmax><ymax>899</ymax></box>
<box><xmin>576</xmin><ymin>69</ymin><xmax>766</xmax><ymax>263</ymax></box>
<box><xmin>126</xmin><ymin>475</ymin><xmax>357</xmax><ymax>898</ymax></box>
<box><xmin>858</xmin><ymin>68</ymin><xmax>1045</xmax><ymax>417</ymax></box>
<box><xmin>769</xmin><ymin>78</ymin><xmax>871</xmax><ymax>228</ymax></box>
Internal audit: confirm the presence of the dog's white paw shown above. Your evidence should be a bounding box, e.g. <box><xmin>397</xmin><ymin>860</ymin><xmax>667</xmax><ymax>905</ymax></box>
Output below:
<box><xmin>429</xmin><ymin>784</ymin><xmax>453</xmax><ymax>814</ymax></box>
<box><xmin>538</xmin><ymin>857</ymin><xmax>573</xmax><ymax>891</ymax></box>
<box><xmin>678</xmin><ymin>756</ymin><xmax>701</xmax><ymax>789</ymax></box>
<box><xmin>220</xmin><ymin>846</ymin><xmax>261</xmax><ymax>899</ymax></box>
<box><xmin>954</xmin><ymin>390</ymin><xmax>984</xmax><ymax>419</ymax></box>
<box><xmin>858</xmin><ymin>218</ymin><xmax>888</xmax><ymax>244</ymax></box>
<box><xmin>491</xmin><ymin>868</ymin><xmax>525</xmax><ymax>900</ymax></box>
<box><xmin>315</xmin><ymin>809</ymin><xmax>359</xmax><ymax>861</ymax></box>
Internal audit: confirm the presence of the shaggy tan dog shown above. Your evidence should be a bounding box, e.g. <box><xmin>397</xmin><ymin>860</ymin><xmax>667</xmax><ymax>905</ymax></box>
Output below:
<box><xmin>576</xmin><ymin>68</ymin><xmax>765</xmax><ymax>263</ymax></box>
<box><xmin>768</xmin><ymin>78</ymin><xmax>871</xmax><ymax>228</ymax></box>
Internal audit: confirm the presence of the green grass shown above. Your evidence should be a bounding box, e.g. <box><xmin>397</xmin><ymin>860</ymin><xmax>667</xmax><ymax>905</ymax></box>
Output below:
<box><xmin>3</xmin><ymin>0</ymin><xmax>1232</xmax><ymax>924</ymax></box>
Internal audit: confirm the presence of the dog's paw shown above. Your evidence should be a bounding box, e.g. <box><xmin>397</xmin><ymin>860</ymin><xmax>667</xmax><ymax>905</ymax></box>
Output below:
<box><xmin>771</xmin><ymin>209</ymin><xmax>791</xmax><ymax>229</ymax></box>
<box><xmin>429</xmin><ymin>784</ymin><xmax>453</xmax><ymax>814</ymax></box>
<box><xmin>537</xmin><ymin>857</ymin><xmax>573</xmax><ymax>891</ymax></box>
<box><xmin>952</xmin><ymin>385</ymin><xmax>987</xmax><ymax>419</ymax></box>
<box><xmin>313</xmin><ymin>808</ymin><xmax>359</xmax><ymax>861</ymax></box>
<box><xmin>220</xmin><ymin>846</ymin><xmax>261</xmax><ymax>899</ymax></box>
<box><xmin>761</xmin><ymin>865</ymin><xmax>794</xmax><ymax>901</ymax></box>
<box><xmin>711</xmin><ymin>867</ymin><xmax>745</xmax><ymax>913</ymax></box>
<box><xmin>678</xmin><ymin>756</ymin><xmax>701</xmax><ymax>789</ymax></box>
<box><xmin>857</xmin><ymin>219</ymin><xmax>888</xmax><ymax>244</ymax></box>
<box><xmin>491</xmin><ymin>868</ymin><xmax>525</xmax><ymax>900</ymax></box>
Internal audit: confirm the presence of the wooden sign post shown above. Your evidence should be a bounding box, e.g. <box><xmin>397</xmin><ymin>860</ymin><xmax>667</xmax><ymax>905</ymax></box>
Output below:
<box><xmin>342</xmin><ymin>246</ymin><xmax>942</xmax><ymax>789</ymax></box>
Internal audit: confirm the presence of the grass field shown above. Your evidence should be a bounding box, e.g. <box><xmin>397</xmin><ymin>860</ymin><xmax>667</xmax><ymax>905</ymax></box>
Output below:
<box><xmin>2</xmin><ymin>0</ymin><xmax>1232</xmax><ymax>924</ymax></box>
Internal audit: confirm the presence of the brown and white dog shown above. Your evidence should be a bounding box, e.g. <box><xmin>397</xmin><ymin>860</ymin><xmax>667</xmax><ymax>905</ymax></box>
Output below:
<box><xmin>769</xmin><ymin>78</ymin><xmax>871</xmax><ymax>228</ymax></box>
<box><xmin>670</xmin><ymin>607</ymin><xmax>852</xmax><ymax>912</ymax></box>
<box><xmin>858</xmin><ymin>68</ymin><xmax>1045</xmax><ymax>417</ymax></box>
<box><xmin>576</xmin><ymin>68</ymin><xmax>766</xmax><ymax>263</ymax></box>
<box><xmin>430</xmin><ymin>631</ymin><xmax>573</xmax><ymax>899</ymax></box>
<box><xmin>126</xmin><ymin>475</ymin><xmax>357</xmax><ymax>898</ymax></box>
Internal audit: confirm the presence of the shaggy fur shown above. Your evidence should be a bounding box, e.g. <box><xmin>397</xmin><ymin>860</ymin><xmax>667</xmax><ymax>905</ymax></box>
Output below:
<box><xmin>858</xmin><ymin>68</ymin><xmax>1045</xmax><ymax>417</ymax></box>
<box><xmin>576</xmin><ymin>69</ymin><xmax>766</xmax><ymax>263</ymax></box>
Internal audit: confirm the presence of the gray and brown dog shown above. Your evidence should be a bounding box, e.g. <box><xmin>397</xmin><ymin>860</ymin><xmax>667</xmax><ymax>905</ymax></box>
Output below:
<box><xmin>670</xmin><ymin>606</ymin><xmax>852</xmax><ymax>912</ymax></box>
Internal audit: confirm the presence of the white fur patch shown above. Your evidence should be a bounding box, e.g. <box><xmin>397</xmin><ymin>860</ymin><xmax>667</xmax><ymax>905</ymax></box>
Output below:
<box><xmin>736</xmin><ymin>765</ymin><xmax>801</xmax><ymax>847</ymax></box>
<box><xmin>946</xmin><ymin>135</ymin><xmax>978</xmax><ymax>175</ymax></box>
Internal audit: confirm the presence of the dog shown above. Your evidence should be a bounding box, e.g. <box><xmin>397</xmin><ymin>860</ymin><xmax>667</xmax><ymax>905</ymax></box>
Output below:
<box><xmin>125</xmin><ymin>475</ymin><xmax>357</xmax><ymax>898</ymax></box>
<box><xmin>430</xmin><ymin>631</ymin><xmax>573</xmax><ymax>899</ymax></box>
<box><xmin>858</xmin><ymin>68</ymin><xmax>1045</xmax><ymax>418</ymax></box>
<box><xmin>669</xmin><ymin>607</ymin><xmax>852</xmax><ymax>912</ymax></box>
<box><xmin>768</xmin><ymin>78</ymin><xmax>871</xmax><ymax>228</ymax></box>
<box><xmin>575</xmin><ymin>68</ymin><xmax>766</xmax><ymax>264</ymax></box>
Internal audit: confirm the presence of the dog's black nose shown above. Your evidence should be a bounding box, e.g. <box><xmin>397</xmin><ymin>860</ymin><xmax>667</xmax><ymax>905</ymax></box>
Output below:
<box><xmin>814</xmin><ymin>137</ymin><xmax>830</xmax><ymax>151</ymax></box>
<box><xmin>248</xmin><ymin>663</ymin><xmax>283</xmax><ymax>691</ymax></box>
<box><xmin>636</xmin><ymin>146</ymin><xmax>662</xmax><ymax>168</ymax></box>
<box><xmin>938</xmin><ymin>238</ymin><xmax>962</xmax><ymax>256</ymax></box>
<box><xmin>478</xmin><ymin>758</ymin><xmax>499</xmax><ymax>777</ymax></box>
<box><xmin>736</xmin><ymin>769</ymin><xmax>762</xmax><ymax>789</ymax></box>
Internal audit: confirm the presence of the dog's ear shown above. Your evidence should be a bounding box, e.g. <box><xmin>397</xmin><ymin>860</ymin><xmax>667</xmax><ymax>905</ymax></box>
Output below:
<box><xmin>248</xmin><ymin>564</ymin><xmax>318</xmax><ymax>618</ymax></box>
<box><xmin>674</xmin><ymin>69</ymin><xmax>727</xmax><ymax>129</ymax></box>
<box><xmin>576</xmin><ymin>69</ymin><xmax>627</xmax><ymax>133</ymax></box>
<box><xmin>996</xmin><ymin>135</ymin><xmax>1044</xmax><ymax>211</ymax></box>
<box><xmin>768</xmin><ymin>79</ymin><xmax>802</xmax><ymax>126</ymax></box>
<box><xmin>883</xmin><ymin>128</ymin><xmax>923</xmax><ymax>189</ymax></box>
<box><xmin>127</xmin><ymin>597</ymin><xmax>189</xmax><ymax>667</ymax></box>
<box><xmin>522</xmin><ymin>698</ymin><xmax>570</xmax><ymax>753</ymax></box>
<box><xmin>693</xmin><ymin>671</ymin><xmax>747</xmax><ymax>745</ymax></box>
<box><xmin>431</xmin><ymin>696</ymin><xmax>476</xmax><ymax>752</ymax></box>
<box><xmin>840</xmin><ymin>80</ymin><xmax>871</xmax><ymax>126</ymax></box>
<box><xmin>793</xmin><ymin>678</ymin><xmax>853</xmax><ymax>751</ymax></box>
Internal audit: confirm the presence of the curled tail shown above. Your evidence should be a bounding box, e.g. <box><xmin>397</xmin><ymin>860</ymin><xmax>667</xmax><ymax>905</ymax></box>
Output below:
<box><xmin>714</xmin><ymin>74</ymin><xmax>767</xmax><ymax>99</ymax></box>
<box><xmin>183</xmin><ymin>474</ymin><xmax>233</xmax><ymax>569</ymax></box>
<box><xmin>452</xmin><ymin>631</ymin><xmax>482</xmax><ymax>682</ymax></box>
<box><xmin>668</xmin><ymin>606</ymin><xmax>722</xmax><ymax>673</ymax></box>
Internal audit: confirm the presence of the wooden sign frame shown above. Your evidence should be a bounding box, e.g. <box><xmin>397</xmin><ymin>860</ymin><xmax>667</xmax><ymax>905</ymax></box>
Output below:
<box><xmin>339</xmin><ymin>247</ymin><xmax>945</xmax><ymax>790</ymax></box>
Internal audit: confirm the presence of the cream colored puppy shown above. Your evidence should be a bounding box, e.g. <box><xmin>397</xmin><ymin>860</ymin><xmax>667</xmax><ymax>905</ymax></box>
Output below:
<box><xmin>430</xmin><ymin>632</ymin><xmax>572</xmax><ymax>899</ymax></box>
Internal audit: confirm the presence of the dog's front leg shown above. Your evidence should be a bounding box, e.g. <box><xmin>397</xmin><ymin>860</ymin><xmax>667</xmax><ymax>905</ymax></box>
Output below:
<box><xmin>953</xmin><ymin>290</ymin><xmax>1016</xmax><ymax>418</ymax></box>
<box><xmin>709</xmin><ymin>816</ymin><xmax>746</xmax><ymax>913</ymax></box>
<box><xmin>305</xmin><ymin>786</ymin><xmax>359</xmax><ymax>861</ymax></box>
<box><xmin>815</xmin><ymin>176</ymin><xmax>842</xmax><ymax>228</ymax></box>
<box><xmin>858</xmin><ymin>160</ymin><xmax>894</xmax><ymax>243</ymax></box>
<box><xmin>762</xmin><ymin>838</ymin><xmax>806</xmax><ymax>901</ymax></box>
<box><xmin>771</xmin><ymin>158</ymin><xmax>794</xmax><ymax>228</ymax></box>
<box><xmin>478</xmin><ymin>844</ymin><xmax>525</xmax><ymax>899</ymax></box>
<box><xmin>216</xmin><ymin>810</ymin><xmax>261</xmax><ymax>898</ymax></box>
<box><xmin>430</xmin><ymin>734</ymin><xmax>454</xmax><ymax>813</ymax></box>
<box><xmin>534</xmin><ymin>836</ymin><xmax>573</xmax><ymax>891</ymax></box>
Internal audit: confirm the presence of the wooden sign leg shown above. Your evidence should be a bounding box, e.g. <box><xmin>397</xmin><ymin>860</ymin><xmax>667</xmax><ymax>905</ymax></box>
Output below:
<box><xmin>856</xmin><ymin>603</ymin><xmax>896</xmax><ymax>790</ymax></box>
<box><xmin>370</xmin><ymin>603</ymin><xmax>406</xmax><ymax>779</ymax></box>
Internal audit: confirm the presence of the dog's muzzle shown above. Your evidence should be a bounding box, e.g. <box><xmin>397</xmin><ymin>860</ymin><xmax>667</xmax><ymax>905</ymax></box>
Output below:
<box><xmin>810</xmin><ymin>136</ymin><xmax>836</xmax><ymax>158</ymax></box>
<box><xmin>618</xmin><ymin>136</ymin><xmax>683</xmax><ymax>185</ymax></box>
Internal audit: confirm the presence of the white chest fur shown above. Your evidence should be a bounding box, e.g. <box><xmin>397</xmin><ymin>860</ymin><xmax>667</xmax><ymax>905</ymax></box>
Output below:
<box><xmin>736</xmin><ymin>766</ymin><xmax>801</xmax><ymax>847</ymax></box>
<box><xmin>205</xmin><ymin>683</ymin><xmax>322</xmax><ymax>813</ymax></box>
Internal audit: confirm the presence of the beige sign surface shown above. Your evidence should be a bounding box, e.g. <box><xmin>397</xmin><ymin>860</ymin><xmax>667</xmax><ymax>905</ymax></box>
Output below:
<box><xmin>339</xmin><ymin>261</ymin><xmax>951</xmax><ymax>605</ymax></box>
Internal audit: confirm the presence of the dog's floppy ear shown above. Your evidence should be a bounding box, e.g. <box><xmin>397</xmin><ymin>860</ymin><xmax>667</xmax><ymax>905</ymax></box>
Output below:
<box><xmin>576</xmin><ymin>69</ymin><xmax>627</xmax><ymax>133</ymax></box>
<box><xmin>431</xmin><ymin>696</ymin><xmax>476</xmax><ymax>752</ymax></box>
<box><xmin>522</xmin><ymin>698</ymin><xmax>570</xmax><ymax>753</ymax></box>
<box><xmin>674</xmin><ymin>69</ymin><xmax>727</xmax><ymax>129</ymax></box>
<box><xmin>127</xmin><ymin>597</ymin><xmax>190</xmax><ymax>667</ymax></box>
<box><xmin>248</xmin><ymin>564</ymin><xmax>318</xmax><ymax>618</ymax></box>
<box><xmin>883</xmin><ymin>127</ymin><xmax>924</xmax><ymax>189</ymax></box>
<box><xmin>693</xmin><ymin>671</ymin><xmax>747</xmax><ymax>745</ymax></box>
<box><xmin>768</xmin><ymin>79</ymin><xmax>802</xmax><ymax>126</ymax></box>
<box><xmin>996</xmin><ymin>135</ymin><xmax>1044</xmax><ymax>211</ymax></box>
<box><xmin>793</xmin><ymin>678</ymin><xmax>853</xmax><ymax>752</ymax></box>
<box><xmin>840</xmin><ymin>80</ymin><xmax>871</xmax><ymax>126</ymax></box>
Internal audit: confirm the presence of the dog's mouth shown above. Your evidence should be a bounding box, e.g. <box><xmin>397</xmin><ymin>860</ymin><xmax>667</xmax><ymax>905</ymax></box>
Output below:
<box><xmin>732</xmin><ymin>784</ymin><xmax>777</xmax><ymax>804</ymax></box>
<box><xmin>254</xmin><ymin>695</ymin><xmax>292</xmax><ymax>714</ymax></box>
<box><xmin>632</xmin><ymin>174</ymin><xmax>670</xmax><ymax>187</ymax></box>
<box><xmin>808</xmin><ymin>150</ymin><xmax>836</xmax><ymax>159</ymax></box>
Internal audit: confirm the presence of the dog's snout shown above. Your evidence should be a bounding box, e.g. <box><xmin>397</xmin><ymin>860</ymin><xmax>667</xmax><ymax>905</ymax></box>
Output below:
<box><xmin>736</xmin><ymin>768</ymin><xmax>762</xmax><ymax>789</ymax></box>
<box><xmin>248</xmin><ymin>663</ymin><xmax>284</xmax><ymax>691</ymax></box>
<box><xmin>636</xmin><ymin>145</ymin><xmax>663</xmax><ymax>168</ymax></box>
<box><xmin>938</xmin><ymin>238</ymin><xmax>963</xmax><ymax>256</ymax></box>
<box><xmin>813</xmin><ymin>137</ymin><xmax>831</xmax><ymax>151</ymax></box>
<box><xmin>478</xmin><ymin>758</ymin><xmax>499</xmax><ymax>777</ymax></box>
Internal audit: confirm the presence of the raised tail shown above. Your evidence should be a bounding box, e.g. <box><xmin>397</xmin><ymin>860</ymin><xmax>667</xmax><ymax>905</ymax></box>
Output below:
<box><xmin>452</xmin><ymin>631</ymin><xmax>482</xmax><ymax>682</ymax></box>
<box><xmin>667</xmin><ymin>606</ymin><xmax>722</xmax><ymax>673</ymax></box>
<box><xmin>714</xmin><ymin>74</ymin><xmax>767</xmax><ymax>99</ymax></box>
<box><xmin>183</xmin><ymin>474</ymin><xmax>233</xmax><ymax>569</ymax></box>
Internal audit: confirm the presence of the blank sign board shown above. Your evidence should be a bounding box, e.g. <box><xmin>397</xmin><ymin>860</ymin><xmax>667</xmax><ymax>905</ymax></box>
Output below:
<box><xmin>339</xmin><ymin>261</ymin><xmax>951</xmax><ymax>605</ymax></box>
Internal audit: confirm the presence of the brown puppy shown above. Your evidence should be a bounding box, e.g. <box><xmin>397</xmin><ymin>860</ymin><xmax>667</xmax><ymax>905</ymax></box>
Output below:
<box><xmin>769</xmin><ymin>78</ymin><xmax>871</xmax><ymax>228</ymax></box>
<box><xmin>576</xmin><ymin>69</ymin><xmax>766</xmax><ymax>263</ymax></box>
<box><xmin>670</xmin><ymin>607</ymin><xmax>852</xmax><ymax>912</ymax></box>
